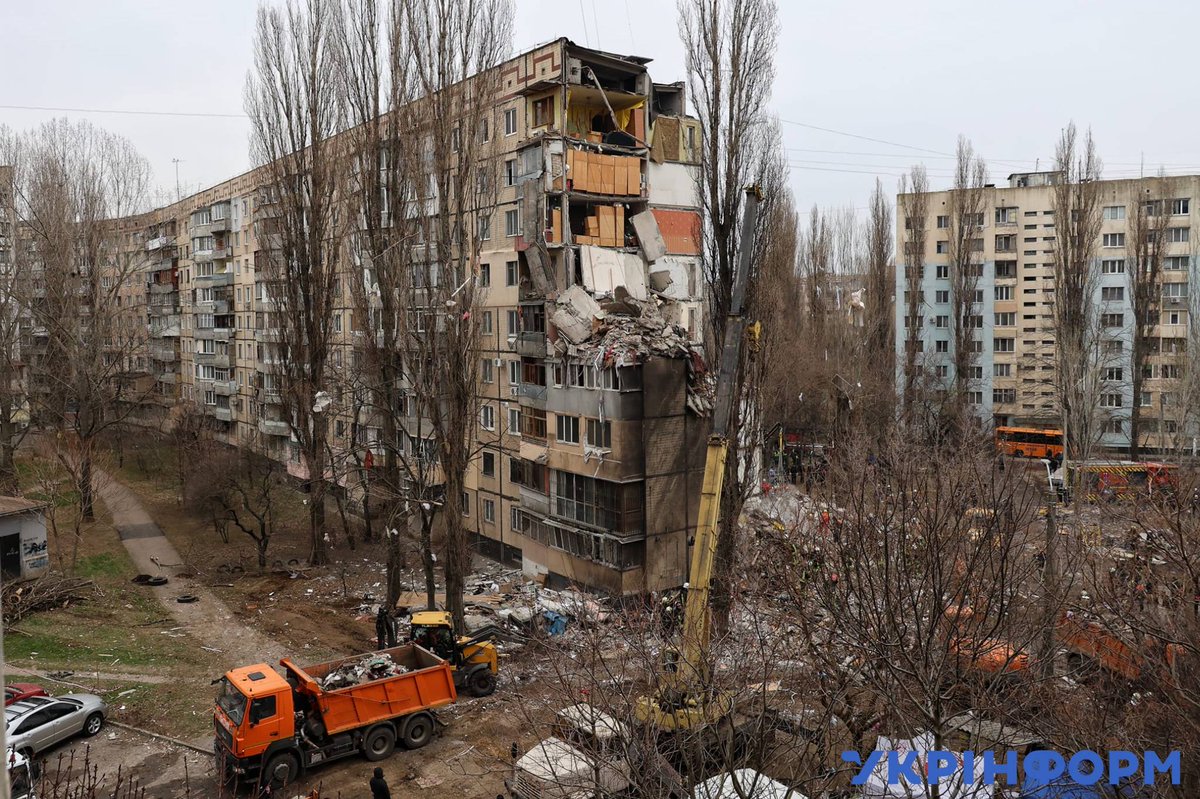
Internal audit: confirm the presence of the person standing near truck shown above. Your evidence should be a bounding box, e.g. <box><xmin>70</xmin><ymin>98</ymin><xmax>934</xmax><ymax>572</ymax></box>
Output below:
<box><xmin>370</xmin><ymin>767</ymin><xmax>391</xmax><ymax>799</ymax></box>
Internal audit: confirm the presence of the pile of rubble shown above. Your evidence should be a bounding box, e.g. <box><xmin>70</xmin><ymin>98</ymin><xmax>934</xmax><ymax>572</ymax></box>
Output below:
<box><xmin>319</xmin><ymin>652</ymin><xmax>408</xmax><ymax>690</ymax></box>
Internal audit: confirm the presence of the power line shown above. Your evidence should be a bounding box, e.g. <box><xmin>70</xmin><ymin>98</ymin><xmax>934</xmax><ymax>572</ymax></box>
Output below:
<box><xmin>778</xmin><ymin>118</ymin><xmax>953</xmax><ymax>157</ymax></box>
<box><xmin>0</xmin><ymin>104</ymin><xmax>247</xmax><ymax>119</ymax></box>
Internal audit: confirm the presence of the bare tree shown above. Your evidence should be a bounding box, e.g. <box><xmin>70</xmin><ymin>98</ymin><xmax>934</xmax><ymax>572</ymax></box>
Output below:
<box><xmin>898</xmin><ymin>166</ymin><xmax>930</xmax><ymax>414</ymax></box>
<box><xmin>0</xmin><ymin>149</ymin><xmax>29</xmax><ymax>495</ymax></box>
<box><xmin>946</xmin><ymin>138</ymin><xmax>988</xmax><ymax>440</ymax></box>
<box><xmin>246</xmin><ymin>0</ymin><xmax>348</xmax><ymax>565</ymax></box>
<box><xmin>9</xmin><ymin>119</ymin><xmax>153</xmax><ymax>519</ymax></box>
<box><xmin>863</xmin><ymin>178</ymin><xmax>895</xmax><ymax>440</ymax></box>
<box><xmin>1051</xmin><ymin>124</ymin><xmax>1105</xmax><ymax>468</ymax></box>
<box><xmin>1127</xmin><ymin>176</ymin><xmax>1170</xmax><ymax>460</ymax></box>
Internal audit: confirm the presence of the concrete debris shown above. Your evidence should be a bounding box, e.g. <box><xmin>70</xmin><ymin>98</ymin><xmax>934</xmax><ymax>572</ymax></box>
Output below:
<box><xmin>319</xmin><ymin>653</ymin><xmax>408</xmax><ymax>690</ymax></box>
<box><xmin>631</xmin><ymin>210</ymin><xmax>667</xmax><ymax>262</ymax></box>
<box><xmin>550</xmin><ymin>285</ymin><xmax>605</xmax><ymax>344</ymax></box>
<box><xmin>648</xmin><ymin>269</ymin><xmax>673</xmax><ymax>292</ymax></box>
<box><xmin>578</xmin><ymin>245</ymin><xmax>648</xmax><ymax>300</ymax></box>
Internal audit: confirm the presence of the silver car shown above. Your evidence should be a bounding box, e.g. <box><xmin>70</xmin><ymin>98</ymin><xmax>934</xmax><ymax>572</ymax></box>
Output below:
<box><xmin>5</xmin><ymin>694</ymin><xmax>106</xmax><ymax>757</ymax></box>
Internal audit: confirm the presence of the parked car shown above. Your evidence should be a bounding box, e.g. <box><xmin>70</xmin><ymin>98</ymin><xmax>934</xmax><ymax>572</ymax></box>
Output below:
<box><xmin>5</xmin><ymin>694</ymin><xmax>106</xmax><ymax>758</ymax></box>
<box><xmin>4</xmin><ymin>684</ymin><xmax>47</xmax><ymax>707</ymax></box>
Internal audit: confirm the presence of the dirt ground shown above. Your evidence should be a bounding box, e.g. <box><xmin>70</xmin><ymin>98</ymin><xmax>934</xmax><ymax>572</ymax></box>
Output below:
<box><xmin>7</xmin><ymin>440</ymin><xmax>573</xmax><ymax>798</ymax></box>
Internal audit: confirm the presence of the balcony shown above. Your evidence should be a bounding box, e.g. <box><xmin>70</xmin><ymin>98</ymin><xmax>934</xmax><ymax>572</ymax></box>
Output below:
<box><xmin>510</xmin><ymin>332</ymin><xmax>548</xmax><ymax>358</ymax></box>
<box><xmin>149</xmin><ymin>346</ymin><xmax>177</xmax><ymax>363</ymax></box>
<box><xmin>517</xmin><ymin>382</ymin><xmax>548</xmax><ymax>409</ymax></box>
<box><xmin>211</xmin><ymin>406</ymin><xmax>233</xmax><ymax>422</ymax></box>
<box><xmin>255</xmin><ymin>328</ymin><xmax>282</xmax><ymax>343</ymax></box>
<box><xmin>209</xmin><ymin>216</ymin><xmax>232</xmax><ymax>234</ymax></box>
<box><xmin>146</xmin><ymin>236</ymin><xmax>173</xmax><ymax>252</ymax></box>
<box><xmin>198</xmin><ymin>299</ymin><xmax>230</xmax><ymax>315</ymax></box>
<box><xmin>213</xmin><ymin>380</ymin><xmax>237</xmax><ymax>397</ymax></box>
<box><xmin>519</xmin><ymin>485</ymin><xmax>550</xmax><ymax>516</ymax></box>
<box><xmin>149</xmin><ymin>282</ymin><xmax>175</xmax><ymax>295</ymax></box>
<box><xmin>259</xmin><ymin>418</ymin><xmax>291</xmax><ymax>437</ymax></box>
<box><xmin>194</xmin><ymin>352</ymin><xmax>231</xmax><ymax>369</ymax></box>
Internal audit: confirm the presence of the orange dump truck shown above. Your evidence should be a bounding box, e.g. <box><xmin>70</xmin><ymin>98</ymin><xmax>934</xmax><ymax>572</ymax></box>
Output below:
<box><xmin>1057</xmin><ymin>614</ymin><xmax>1179</xmax><ymax>683</ymax></box>
<box><xmin>214</xmin><ymin>644</ymin><xmax>457</xmax><ymax>789</ymax></box>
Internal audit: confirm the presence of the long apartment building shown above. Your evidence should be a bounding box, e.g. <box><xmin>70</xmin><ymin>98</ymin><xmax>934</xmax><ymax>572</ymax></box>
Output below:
<box><xmin>895</xmin><ymin>171</ymin><xmax>1199</xmax><ymax>454</ymax></box>
<box><xmin>105</xmin><ymin>39</ymin><xmax>707</xmax><ymax>595</ymax></box>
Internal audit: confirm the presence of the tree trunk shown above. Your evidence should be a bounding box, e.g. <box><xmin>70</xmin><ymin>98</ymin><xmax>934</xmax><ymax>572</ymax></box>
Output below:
<box><xmin>257</xmin><ymin>535</ymin><xmax>269</xmax><ymax>569</ymax></box>
<box><xmin>79</xmin><ymin>449</ymin><xmax>94</xmax><ymax>521</ymax></box>
<box><xmin>1039</xmin><ymin>499</ymin><xmax>1058</xmax><ymax>679</ymax></box>
<box><xmin>361</xmin><ymin>475</ymin><xmax>373</xmax><ymax>543</ymax></box>
<box><xmin>421</xmin><ymin>514</ymin><xmax>436</xmax><ymax>611</ymax></box>
<box><xmin>0</xmin><ymin>442</ymin><xmax>18</xmax><ymax>496</ymax></box>
<box><xmin>1129</xmin><ymin>368</ymin><xmax>1143</xmax><ymax>461</ymax></box>
<box><xmin>443</xmin><ymin>469</ymin><xmax>470</xmax><ymax>634</ymax></box>
<box><xmin>307</xmin><ymin>429</ymin><xmax>328</xmax><ymax>564</ymax></box>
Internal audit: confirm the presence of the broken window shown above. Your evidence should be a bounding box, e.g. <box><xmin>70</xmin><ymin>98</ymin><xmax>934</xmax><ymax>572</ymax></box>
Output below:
<box><xmin>521</xmin><ymin>407</ymin><xmax>547</xmax><ymax>440</ymax></box>
<box><xmin>532</xmin><ymin>96</ymin><xmax>555</xmax><ymax>129</ymax></box>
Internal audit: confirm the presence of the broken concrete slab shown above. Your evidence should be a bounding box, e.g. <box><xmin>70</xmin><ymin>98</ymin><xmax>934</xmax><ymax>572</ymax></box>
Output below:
<box><xmin>631</xmin><ymin>210</ymin><xmax>667</xmax><ymax>262</ymax></box>
<box><xmin>648</xmin><ymin>270</ymin><xmax>673</xmax><ymax>292</ymax></box>
<box><xmin>551</xmin><ymin>285</ymin><xmax>604</xmax><ymax>344</ymax></box>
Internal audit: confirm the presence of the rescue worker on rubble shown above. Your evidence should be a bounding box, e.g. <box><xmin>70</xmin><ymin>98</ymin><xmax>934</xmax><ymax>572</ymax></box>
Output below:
<box><xmin>375</xmin><ymin>607</ymin><xmax>392</xmax><ymax>650</ymax></box>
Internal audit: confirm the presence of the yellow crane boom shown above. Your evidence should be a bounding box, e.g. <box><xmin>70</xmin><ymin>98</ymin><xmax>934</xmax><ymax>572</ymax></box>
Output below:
<box><xmin>636</xmin><ymin>186</ymin><xmax>762</xmax><ymax>731</ymax></box>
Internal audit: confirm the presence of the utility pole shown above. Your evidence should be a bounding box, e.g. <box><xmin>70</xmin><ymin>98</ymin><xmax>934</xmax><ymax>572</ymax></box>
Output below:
<box><xmin>172</xmin><ymin>158</ymin><xmax>184</xmax><ymax>202</ymax></box>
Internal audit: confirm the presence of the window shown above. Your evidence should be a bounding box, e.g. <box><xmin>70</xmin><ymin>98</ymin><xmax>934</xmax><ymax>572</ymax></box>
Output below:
<box><xmin>1161</xmin><ymin>364</ymin><xmax>1182</xmax><ymax>379</ymax></box>
<box><xmin>968</xmin><ymin>366</ymin><xmax>983</xmax><ymax>380</ymax></box>
<box><xmin>964</xmin><ymin>314</ymin><xmax>983</xmax><ymax>329</ymax></box>
<box><xmin>479</xmin><ymin>117</ymin><xmax>489</xmax><ymax>142</ymax></box>
<box><xmin>1100</xmin><ymin>393</ymin><xmax>1123</xmax><ymax>408</ymax></box>
<box><xmin>1102</xmin><ymin>233</ymin><xmax>1125</xmax><ymax>247</ymax></box>
<box><xmin>995</xmin><ymin>207</ymin><xmax>1017</xmax><ymax>225</ymax></box>
<box><xmin>333</xmin><ymin>312</ymin><xmax>343</xmax><ymax>333</ymax></box>
<box><xmin>586</xmin><ymin>418</ymin><xmax>611</xmax><ymax>449</ymax></box>
<box><xmin>1103</xmin><ymin>205</ymin><xmax>1126</xmax><ymax>220</ymax></box>
<box><xmin>994</xmin><ymin>338</ymin><xmax>1015</xmax><ymax>353</ymax></box>
<box><xmin>1101</xmin><ymin>259</ymin><xmax>1125</xmax><ymax>274</ymax></box>
<box><xmin>936</xmin><ymin>365</ymin><xmax>949</xmax><ymax>379</ymax></box>
<box><xmin>521</xmin><ymin>407</ymin><xmax>547</xmax><ymax>439</ymax></box>
<box><xmin>993</xmin><ymin>389</ymin><xmax>1016</xmax><ymax>404</ymax></box>
<box><xmin>482</xmin><ymin>451</ymin><xmax>496</xmax><ymax>477</ymax></box>
<box><xmin>1171</xmin><ymin>198</ymin><xmax>1190</xmax><ymax>215</ymax></box>
<box><xmin>936</xmin><ymin>215</ymin><xmax>949</xmax><ymax>228</ymax></box>
<box><xmin>1101</xmin><ymin>286</ymin><xmax>1125</xmax><ymax>301</ymax></box>
<box><xmin>936</xmin><ymin>265</ymin><xmax>949</xmax><ymax>279</ymax></box>
<box><xmin>905</xmin><ymin>290</ymin><xmax>925</xmax><ymax>304</ymax></box>
<box><xmin>1164</xmin><ymin>256</ymin><xmax>1189</xmax><ymax>271</ymax></box>
<box><xmin>554</xmin><ymin>471</ymin><xmax>641</xmax><ymax>532</ymax></box>
<box><xmin>1168</xmin><ymin>227</ymin><xmax>1190</xmax><ymax>243</ymax></box>
<box><xmin>994</xmin><ymin>363</ymin><xmax>1011</xmax><ymax>377</ymax></box>
<box><xmin>480</xmin><ymin>404</ymin><xmax>495</xmax><ymax>430</ymax></box>
<box><xmin>935</xmin><ymin>339</ymin><xmax>949</xmax><ymax>353</ymax></box>
<box><xmin>508</xmin><ymin>360</ymin><xmax>520</xmax><ymax>385</ymax></box>
<box><xmin>503</xmin><ymin>108</ymin><xmax>517</xmax><ymax>135</ymax></box>
<box><xmin>972</xmin><ymin>288</ymin><xmax>984</xmax><ymax>303</ymax></box>
<box><xmin>995</xmin><ymin>235</ymin><xmax>1015</xmax><ymax>252</ymax></box>
<box><xmin>995</xmin><ymin>286</ymin><xmax>1013</xmax><ymax>301</ymax></box>
<box><xmin>1106</xmin><ymin>418</ymin><xmax>1124</xmax><ymax>435</ymax></box>
<box><xmin>1104</xmin><ymin>339</ymin><xmax>1123</xmax><ymax>355</ymax></box>
<box><xmin>505</xmin><ymin>209</ymin><xmax>520</xmax><ymax>237</ymax></box>
<box><xmin>995</xmin><ymin>261</ymin><xmax>1017</xmax><ymax>278</ymax></box>
<box><xmin>1101</xmin><ymin>312</ymin><xmax>1124</xmax><ymax>327</ymax></box>
<box><xmin>1162</xmin><ymin>282</ymin><xmax>1189</xmax><ymax>299</ymax></box>
<box><xmin>968</xmin><ymin>391</ymin><xmax>983</xmax><ymax>405</ymax></box>
<box><xmin>1102</xmin><ymin>367</ymin><xmax>1123</xmax><ymax>381</ymax></box>
<box><xmin>555</xmin><ymin>414</ymin><xmax>580</xmax><ymax>444</ymax></box>
<box><xmin>483</xmin><ymin>499</ymin><xmax>495</xmax><ymax>524</ymax></box>
<box><xmin>479</xmin><ymin>264</ymin><xmax>491</xmax><ymax>287</ymax></box>
<box><xmin>477</xmin><ymin>214</ymin><xmax>491</xmax><ymax>241</ymax></box>
<box><xmin>904</xmin><ymin>315</ymin><xmax>923</xmax><ymax>329</ymax></box>
<box><xmin>506</xmin><ymin>260</ymin><xmax>518</xmax><ymax>287</ymax></box>
<box><xmin>936</xmin><ymin>241</ymin><xmax>949</xmax><ymax>254</ymax></box>
<box><xmin>249</xmin><ymin>696</ymin><xmax>277</xmax><ymax>725</ymax></box>
<box><xmin>507</xmin><ymin>310</ymin><xmax>519</xmax><ymax>335</ymax></box>
<box><xmin>532</xmin><ymin>96</ymin><xmax>554</xmax><ymax>128</ymax></box>
<box><xmin>481</xmin><ymin>358</ymin><xmax>494</xmax><ymax>383</ymax></box>
<box><xmin>1140</xmin><ymin>391</ymin><xmax>1153</xmax><ymax>407</ymax></box>
<box><xmin>994</xmin><ymin>312</ymin><xmax>1015</xmax><ymax>326</ymax></box>
<box><xmin>507</xmin><ymin>407</ymin><xmax>521</xmax><ymax>434</ymax></box>
<box><xmin>935</xmin><ymin>290</ymin><xmax>949</xmax><ymax>304</ymax></box>
<box><xmin>461</xmin><ymin>491</ymin><xmax>470</xmax><ymax>515</ymax></box>
<box><xmin>505</xmin><ymin>159</ymin><xmax>517</xmax><ymax>187</ymax></box>
<box><xmin>480</xmin><ymin>311</ymin><xmax>493</xmax><ymax>334</ymax></box>
<box><xmin>1165</xmin><ymin>310</ymin><xmax>1184</xmax><ymax>326</ymax></box>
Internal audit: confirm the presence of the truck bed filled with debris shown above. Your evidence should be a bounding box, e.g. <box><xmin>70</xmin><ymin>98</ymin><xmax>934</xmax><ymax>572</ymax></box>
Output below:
<box><xmin>316</xmin><ymin>652</ymin><xmax>410</xmax><ymax>690</ymax></box>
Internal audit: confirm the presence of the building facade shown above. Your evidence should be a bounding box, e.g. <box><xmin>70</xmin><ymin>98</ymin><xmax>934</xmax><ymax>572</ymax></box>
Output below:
<box><xmin>80</xmin><ymin>39</ymin><xmax>706</xmax><ymax>595</ymax></box>
<box><xmin>895</xmin><ymin>171</ymin><xmax>1200</xmax><ymax>455</ymax></box>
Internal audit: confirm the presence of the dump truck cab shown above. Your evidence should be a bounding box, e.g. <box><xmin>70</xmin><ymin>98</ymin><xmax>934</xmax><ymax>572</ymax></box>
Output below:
<box><xmin>410</xmin><ymin>610</ymin><xmax>500</xmax><ymax>697</ymax></box>
<box><xmin>8</xmin><ymin>747</ymin><xmax>35</xmax><ymax>799</ymax></box>
<box><xmin>214</xmin><ymin>664</ymin><xmax>295</xmax><ymax>783</ymax></box>
<box><xmin>509</xmin><ymin>703</ymin><xmax>633</xmax><ymax>799</ymax></box>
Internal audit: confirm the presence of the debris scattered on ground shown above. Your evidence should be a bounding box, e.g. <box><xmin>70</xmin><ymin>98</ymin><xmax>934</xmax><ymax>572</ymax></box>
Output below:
<box><xmin>319</xmin><ymin>652</ymin><xmax>409</xmax><ymax>690</ymax></box>
<box><xmin>2</xmin><ymin>575</ymin><xmax>96</xmax><ymax>624</ymax></box>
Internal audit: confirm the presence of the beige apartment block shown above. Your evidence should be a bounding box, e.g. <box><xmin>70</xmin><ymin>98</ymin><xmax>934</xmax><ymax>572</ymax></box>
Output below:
<box><xmin>85</xmin><ymin>39</ymin><xmax>707</xmax><ymax>595</ymax></box>
<box><xmin>896</xmin><ymin>171</ymin><xmax>1200</xmax><ymax>455</ymax></box>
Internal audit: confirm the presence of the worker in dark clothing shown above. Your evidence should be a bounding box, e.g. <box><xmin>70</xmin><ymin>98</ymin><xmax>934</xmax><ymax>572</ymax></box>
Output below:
<box><xmin>375</xmin><ymin>607</ymin><xmax>391</xmax><ymax>651</ymax></box>
<box><xmin>370</xmin><ymin>767</ymin><xmax>391</xmax><ymax>799</ymax></box>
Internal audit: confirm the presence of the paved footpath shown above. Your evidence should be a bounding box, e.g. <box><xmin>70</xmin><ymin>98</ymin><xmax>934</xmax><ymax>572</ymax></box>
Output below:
<box><xmin>93</xmin><ymin>467</ymin><xmax>288</xmax><ymax>674</ymax></box>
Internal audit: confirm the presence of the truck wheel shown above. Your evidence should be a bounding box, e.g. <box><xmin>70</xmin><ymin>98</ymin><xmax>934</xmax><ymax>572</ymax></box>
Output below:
<box><xmin>401</xmin><ymin>713</ymin><xmax>434</xmax><ymax>750</ymax></box>
<box><xmin>363</xmin><ymin>724</ymin><xmax>396</xmax><ymax>761</ymax></box>
<box><xmin>468</xmin><ymin>667</ymin><xmax>497</xmax><ymax>697</ymax></box>
<box><xmin>262</xmin><ymin>752</ymin><xmax>300</xmax><ymax>790</ymax></box>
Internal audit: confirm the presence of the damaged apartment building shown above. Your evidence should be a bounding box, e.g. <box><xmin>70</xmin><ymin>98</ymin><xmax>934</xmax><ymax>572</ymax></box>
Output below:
<box><xmin>468</xmin><ymin>40</ymin><xmax>709</xmax><ymax>595</ymax></box>
<box><xmin>16</xmin><ymin>39</ymin><xmax>707</xmax><ymax>597</ymax></box>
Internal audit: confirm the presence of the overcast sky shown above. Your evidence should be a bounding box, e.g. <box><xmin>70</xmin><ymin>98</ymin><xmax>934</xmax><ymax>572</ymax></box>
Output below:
<box><xmin>5</xmin><ymin>0</ymin><xmax>1200</xmax><ymax>216</ymax></box>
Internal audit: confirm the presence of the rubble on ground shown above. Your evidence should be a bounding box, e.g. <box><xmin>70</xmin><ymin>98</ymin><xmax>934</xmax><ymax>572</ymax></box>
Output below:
<box><xmin>320</xmin><ymin>652</ymin><xmax>408</xmax><ymax>690</ymax></box>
